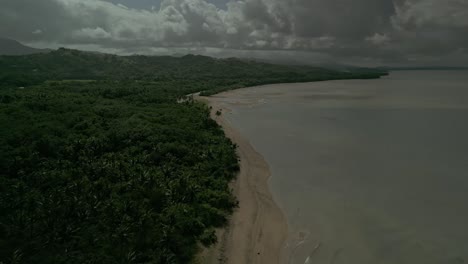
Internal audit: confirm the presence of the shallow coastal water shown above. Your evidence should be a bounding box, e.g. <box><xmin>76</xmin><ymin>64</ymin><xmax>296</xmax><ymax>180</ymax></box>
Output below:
<box><xmin>214</xmin><ymin>71</ymin><xmax>468</xmax><ymax>264</ymax></box>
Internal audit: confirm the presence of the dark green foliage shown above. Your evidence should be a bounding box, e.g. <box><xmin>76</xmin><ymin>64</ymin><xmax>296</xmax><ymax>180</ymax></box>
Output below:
<box><xmin>0</xmin><ymin>49</ymin><xmax>387</xmax><ymax>263</ymax></box>
<box><xmin>0</xmin><ymin>48</ymin><xmax>387</xmax><ymax>92</ymax></box>
<box><xmin>0</xmin><ymin>82</ymin><xmax>238</xmax><ymax>263</ymax></box>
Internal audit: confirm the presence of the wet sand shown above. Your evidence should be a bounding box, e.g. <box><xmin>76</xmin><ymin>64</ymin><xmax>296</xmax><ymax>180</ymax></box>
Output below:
<box><xmin>196</xmin><ymin>95</ymin><xmax>288</xmax><ymax>264</ymax></box>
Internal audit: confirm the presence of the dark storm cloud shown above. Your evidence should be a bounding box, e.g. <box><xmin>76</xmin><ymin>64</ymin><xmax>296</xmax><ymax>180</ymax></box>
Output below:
<box><xmin>0</xmin><ymin>0</ymin><xmax>467</xmax><ymax>66</ymax></box>
<box><xmin>289</xmin><ymin>0</ymin><xmax>397</xmax><ymax>39</ymax></box>
<box><xmin>391</xmin><ymin>0</ymin><xmax>468</xmax><ymax>55</ymax></box>
<box><xmin>0</xmin><ymin>0</ymin><xmax>74</xmax><ymax>41</ymax></box>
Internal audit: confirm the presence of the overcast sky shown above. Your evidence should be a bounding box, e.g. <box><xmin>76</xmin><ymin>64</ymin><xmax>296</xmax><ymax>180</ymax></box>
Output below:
<box><xmin>1</xmin><ymin>0</ymin><xmax>467</xmax><ymax>66</ymax></box>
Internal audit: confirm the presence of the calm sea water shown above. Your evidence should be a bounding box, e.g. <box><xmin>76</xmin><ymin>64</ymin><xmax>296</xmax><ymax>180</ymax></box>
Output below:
<box><xmin>217</xmin><ymin>71</ymin><xmax>468</xmax><ymax>264</ymax></box>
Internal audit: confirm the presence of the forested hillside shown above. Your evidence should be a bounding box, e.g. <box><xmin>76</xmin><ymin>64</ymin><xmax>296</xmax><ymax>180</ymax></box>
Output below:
<box><xmin>0</xmin><ymin>49</ymin><xmax>387</xmax><ymax>263</ymax></box>
<box><xmin>0</xmin><ymin>48</ymin><xmax>386</xmax><ymax>93</ymax></box>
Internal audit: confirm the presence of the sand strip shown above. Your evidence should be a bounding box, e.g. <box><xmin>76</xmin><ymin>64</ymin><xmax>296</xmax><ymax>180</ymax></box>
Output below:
<box><xmin>197</xmin><ymin>95</ymin><xmax>288</xmax><ymax>264</ymax></box>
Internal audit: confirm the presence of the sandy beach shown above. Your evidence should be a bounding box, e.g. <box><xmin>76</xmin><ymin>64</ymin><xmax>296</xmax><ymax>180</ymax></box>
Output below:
<box><xmin>196</xmin><ymin>94</ymin><xmax>288</xmax><ymax>264</ymax></box>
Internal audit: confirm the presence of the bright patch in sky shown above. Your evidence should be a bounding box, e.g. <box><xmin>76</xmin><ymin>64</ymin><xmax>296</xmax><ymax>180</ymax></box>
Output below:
<box><xmin>107</xmin><ymin>0</ymin><xmax>229</xmax><ymax>9</ymax></box>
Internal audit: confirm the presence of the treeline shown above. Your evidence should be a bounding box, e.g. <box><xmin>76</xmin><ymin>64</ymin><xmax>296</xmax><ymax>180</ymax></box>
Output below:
<box><xmin>0</xmin><ymin>50</ymin><xmax>387</xmax><ymax>263</ymax></box>
<box><xmin>0</xmin><ymin>48</ymin><xmax>387</xmax><ymax>92</ymax></box>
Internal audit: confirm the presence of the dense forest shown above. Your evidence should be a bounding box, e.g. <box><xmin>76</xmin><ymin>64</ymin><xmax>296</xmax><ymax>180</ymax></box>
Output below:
<box><xmin>0</xmin><ymin>48</ymin><xmax>386</xmax><ymax>94</ymax></box>
<box><xmin>0</xmin><ymin>49</ymin><xmax>387</xmax><ymax>263</ymax></box>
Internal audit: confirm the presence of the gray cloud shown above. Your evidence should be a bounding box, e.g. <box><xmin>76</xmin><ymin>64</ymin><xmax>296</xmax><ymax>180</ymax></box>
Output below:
<box><xmin>390</xmin><ymin>0</ymin><xmax>468</xmax><ymax>57</ymax></box>
<box><xmin>0</xmin><ymin>0</ymin><xmax>467</xmax><ymax>66</ymax></box>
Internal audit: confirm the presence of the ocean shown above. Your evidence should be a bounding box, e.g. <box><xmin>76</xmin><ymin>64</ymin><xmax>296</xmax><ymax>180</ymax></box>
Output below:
<box><xmin>217</xmin><ymin>71</ymin><xmax>468</xmax><ymax>264</ymax></box>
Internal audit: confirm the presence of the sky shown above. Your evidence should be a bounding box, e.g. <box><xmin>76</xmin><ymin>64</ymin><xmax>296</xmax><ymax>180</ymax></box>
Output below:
<box><xmin>1</xmin><ymin>0</ymin><xmax>467</xmax><ymax>66</ymax></box>
<box><xmin>107</xmin><ymin>0</ymin><xmax>229</xmax><ymax>9</ymax></box>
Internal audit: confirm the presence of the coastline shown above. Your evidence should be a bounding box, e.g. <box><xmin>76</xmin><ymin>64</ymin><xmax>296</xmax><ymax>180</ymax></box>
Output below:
<box><xmin>196</xmin><ymin>94</ymin><xmax>288</xmax><ymax>264</ymax></box>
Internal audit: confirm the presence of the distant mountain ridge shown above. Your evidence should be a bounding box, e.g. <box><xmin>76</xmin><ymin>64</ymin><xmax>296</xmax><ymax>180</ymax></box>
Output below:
<box><xmin>0</xmin><ymin>47</ymin><xmax>387</xmax><ymax>89</ymax></box>
<box><xmin>0</xmin><ymin>38</ymin><xmax>49</xmax><ymax>55</ymax></box>
<box><xmin>379</xmin><ymin>66</ymin><xmax>468</xmax><ymax>71</ymax></box>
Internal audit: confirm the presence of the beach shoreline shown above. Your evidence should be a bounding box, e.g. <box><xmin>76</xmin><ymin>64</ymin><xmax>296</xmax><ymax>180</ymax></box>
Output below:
<box><xmin>197</xmin><ymin>94</ymin><xmax>288</xmax><ymax>264</ymax></box>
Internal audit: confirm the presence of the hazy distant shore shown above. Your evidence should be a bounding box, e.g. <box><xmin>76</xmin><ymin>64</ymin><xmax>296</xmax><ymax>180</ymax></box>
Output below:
<box><xmin>196</xmin><ymin>94</ymin><xmax>288</xmax><ymax>264</ymax></box>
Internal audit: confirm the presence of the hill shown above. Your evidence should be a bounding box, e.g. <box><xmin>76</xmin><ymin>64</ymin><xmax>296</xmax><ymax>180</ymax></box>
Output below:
<box><xmin>0</xmin><ymin>38</ymin><xmax>49</xmax><ymax>56</ymax></box>
<box><xmin>0</xmin><ymin>48</ymin><xmax>387</xmax><ymax>93</ymax></box>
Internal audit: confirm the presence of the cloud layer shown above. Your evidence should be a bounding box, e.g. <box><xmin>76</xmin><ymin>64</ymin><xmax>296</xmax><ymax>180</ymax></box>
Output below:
<box><xmin>1</xmin><ymin>0</ymin><xmax>467</xmax><ymax>66</ymax></box>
